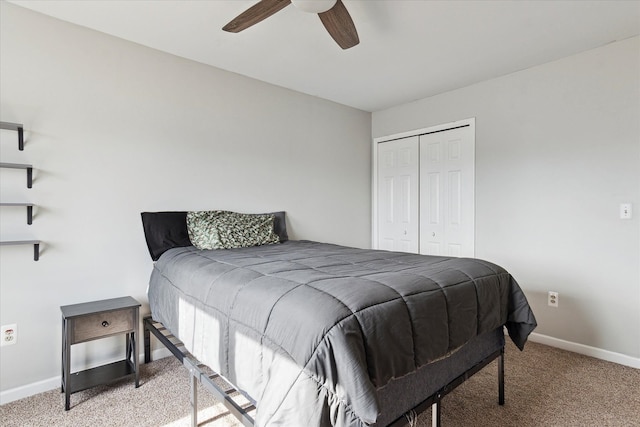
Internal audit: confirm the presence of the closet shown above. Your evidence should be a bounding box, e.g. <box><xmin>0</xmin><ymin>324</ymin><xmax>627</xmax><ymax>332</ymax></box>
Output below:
<box><xmin>373</xmin><ymin>119</ymin><xmax>475</xmax><ymax>257</ymax></box>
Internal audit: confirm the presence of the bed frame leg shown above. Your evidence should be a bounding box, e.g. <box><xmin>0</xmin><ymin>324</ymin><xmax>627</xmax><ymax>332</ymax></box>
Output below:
<box><xmin>190</xmin><ymin>369</ymin><xmax>198</xmax><ymax>427</ymax></box>
<box><xmin>144</xmin><ymin>317</ymin><xmax>152</xmax><ymax>364</ymax></box>
<box><xmin>498</xmin><ymin>346</ymin><xmax>505</xmax><ymax>405</ymax></box>
<box><xmin>431</xmin><ymin>395</ymin><xmax>441</xmax><ymax>427</ymax></box>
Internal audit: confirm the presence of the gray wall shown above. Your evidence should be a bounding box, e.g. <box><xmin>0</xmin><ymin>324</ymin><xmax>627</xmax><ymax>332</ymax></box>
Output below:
<box><xmin>0</xmin><ymin>3</ymin><xmax>371</xmax><ymax>397</ymax></box>
<box><xmin>373</xmin><ymin>36</ymin><xmax>640</xmax><ymax>362</ymax></box>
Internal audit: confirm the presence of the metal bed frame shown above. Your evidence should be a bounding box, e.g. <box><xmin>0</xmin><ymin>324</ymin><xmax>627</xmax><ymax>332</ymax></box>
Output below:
<box><xmin>143</xmin><ymin>316</ymin><xmax>505</xmax><ymax>427</ymax></box>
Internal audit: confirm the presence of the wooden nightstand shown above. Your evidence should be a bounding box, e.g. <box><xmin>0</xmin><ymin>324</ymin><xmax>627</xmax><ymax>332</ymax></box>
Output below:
<box><xmin>60</xmin><ymin>296</ymin><xmax>141</xmax><ymax>410</ymax></box>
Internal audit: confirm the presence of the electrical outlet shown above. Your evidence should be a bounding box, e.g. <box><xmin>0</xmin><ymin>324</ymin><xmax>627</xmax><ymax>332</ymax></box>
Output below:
<box><xmin>548</xmin><ymin>292</ymin><xmax>559</xmax><ymax>308</ymax></box>
<box><xmin>1</xmin><ymin>324</ymin><xmax>17</xmax><ymax>346</ymax></box>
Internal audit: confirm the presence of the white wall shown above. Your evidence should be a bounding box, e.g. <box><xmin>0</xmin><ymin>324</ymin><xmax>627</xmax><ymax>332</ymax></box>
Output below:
<box><xmin>0</xmin><ymin>3</ymin><xmax>371</xmax><ymax>399</ymax></box>
<box><xmin>373</xmin><ymin>37</ymin><xmax>640</xmax><ymax>363</ymax></box>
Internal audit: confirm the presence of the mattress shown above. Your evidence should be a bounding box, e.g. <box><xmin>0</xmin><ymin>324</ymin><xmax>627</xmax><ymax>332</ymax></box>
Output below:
<box><xmin>148</xmin><ymin>240</ymin><xmax>536</xmax><ymax>426</ymax></box>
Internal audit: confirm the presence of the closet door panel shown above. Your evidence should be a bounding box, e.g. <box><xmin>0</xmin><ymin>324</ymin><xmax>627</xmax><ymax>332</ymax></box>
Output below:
<box><xmin>420</xmin><ymin>139</ymin><xmax>444</xmax><ymax>255</ymax></box>
<box><xmin>420</xmin><ymin>126</ymin><xmax>474</xmax><ymax>257</ymax></box>
<box><xmin>376</xmin><ymin>136</ymin><xmax>419</xmax><ymax>253</ymax></box>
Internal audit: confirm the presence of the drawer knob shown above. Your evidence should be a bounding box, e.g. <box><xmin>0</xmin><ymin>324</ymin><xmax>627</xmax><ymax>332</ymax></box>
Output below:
<box><xmin>101</xmin><ymin>320</ymin><xmax>110</xmax><ymax>327</ymax></box>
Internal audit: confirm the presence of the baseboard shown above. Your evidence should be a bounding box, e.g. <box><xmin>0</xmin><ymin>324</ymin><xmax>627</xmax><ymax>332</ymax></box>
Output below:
<box><xmin>0</xmin><ymin>347</ymin><xmax>173</xmax><ymax>405</ymax></box>
<box><xmin>0</xmin><ymin>375</ymin><xmax>60</xmax><ymax>406</ymax></box>
<box><xmin>528</xmin><ymin>332</ymin><xmax>640</xmax><ymax>369</ymax></box>
<box><xmin>150</xmin><ymin>346</ymin><xmax>172</xmax><ymax>360</ymax></box>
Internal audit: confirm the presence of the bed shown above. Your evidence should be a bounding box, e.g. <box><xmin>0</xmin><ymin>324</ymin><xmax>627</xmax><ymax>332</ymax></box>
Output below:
<box><xmin>141</xmin><ymin>211</ymin><xmax>537</xmax><ymax>427</ymax></box>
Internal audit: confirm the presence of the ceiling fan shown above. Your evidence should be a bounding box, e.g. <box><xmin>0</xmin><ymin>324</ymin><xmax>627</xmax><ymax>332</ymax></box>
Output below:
<box><xmin>222</xmin><ymin>0</ymin><xmax>359</xmax><ymax>49</ymax></box>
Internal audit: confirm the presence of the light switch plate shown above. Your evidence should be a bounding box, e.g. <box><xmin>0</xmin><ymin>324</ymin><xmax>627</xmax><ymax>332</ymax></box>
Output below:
<box><xmin>620</xmin><ymin>203</ymin><xmax>632</xmax><ymax>219</ymax></box>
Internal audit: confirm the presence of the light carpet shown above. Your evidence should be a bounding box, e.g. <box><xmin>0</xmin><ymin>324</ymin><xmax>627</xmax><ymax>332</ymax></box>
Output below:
<box><xmin>1</xmin><ymin>341</ymin><xmax>639</xmax><ymax>426</ymax></box>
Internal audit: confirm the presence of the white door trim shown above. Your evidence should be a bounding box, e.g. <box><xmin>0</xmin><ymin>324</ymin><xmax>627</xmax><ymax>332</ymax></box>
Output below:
<box><xmin>372</xmin><ymin>118</ymin><xmax>476</xmax><ymax>249</ymax></box>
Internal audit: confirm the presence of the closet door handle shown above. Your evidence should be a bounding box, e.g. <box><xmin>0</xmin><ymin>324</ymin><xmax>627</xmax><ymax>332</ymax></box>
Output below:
<box><xmin>102</xmin><ymin>320</ymin><xmax>110</xmax><ymax>327</ymax></box>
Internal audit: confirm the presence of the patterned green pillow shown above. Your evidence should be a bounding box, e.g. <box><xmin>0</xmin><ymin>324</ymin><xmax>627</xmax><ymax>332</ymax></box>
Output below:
<box><xmin>186</xmin><ymin>211</ymin><xmax>280</xmax><ymax>250</ymax></box>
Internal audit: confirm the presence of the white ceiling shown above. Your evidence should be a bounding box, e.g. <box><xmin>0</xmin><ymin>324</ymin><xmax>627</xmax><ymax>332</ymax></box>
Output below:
<box><xmin>9</xmin><ymin>0</ymin><xmax>640</xmax><ymax>112</ymax></box>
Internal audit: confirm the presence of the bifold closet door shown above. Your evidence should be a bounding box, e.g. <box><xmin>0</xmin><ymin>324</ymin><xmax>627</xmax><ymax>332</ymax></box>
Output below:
<box><xmin>419</xmin><ymin>126</ymin><xmax>475</xmax><ymax>257</ymax></box>
<box><xmin>376</xmin><ymin>136</ymin><xmax>419</xmax><ymax>253</ymax></box>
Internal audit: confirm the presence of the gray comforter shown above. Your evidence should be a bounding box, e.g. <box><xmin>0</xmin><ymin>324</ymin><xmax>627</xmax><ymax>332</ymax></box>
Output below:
<box><xmin>148</xmin><ymin>240</ymin><xmax>536</xmax><ymax>427</ymax></box>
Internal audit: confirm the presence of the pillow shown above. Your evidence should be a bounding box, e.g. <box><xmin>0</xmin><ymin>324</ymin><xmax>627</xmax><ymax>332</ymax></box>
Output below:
<box><xmin>187</xmin><ymin>211</ymin><xmax>280</xmax><ymax>250</ymax></box>
<box><xmin>141</xmin><ymin>211</ymin><xmax>191</xmax><ymax>261</ymax></box>
<box><xmin>141</xmin><ymin>210</ymin><xmax>288</xmax><ymax>260</ymax></box>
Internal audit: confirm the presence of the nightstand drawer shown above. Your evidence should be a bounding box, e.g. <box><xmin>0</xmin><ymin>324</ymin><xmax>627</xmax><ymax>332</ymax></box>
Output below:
<box><xmin>71</xmin><ymin>308</ymin><xmax>135</xmax><ymax>344</ymax></box>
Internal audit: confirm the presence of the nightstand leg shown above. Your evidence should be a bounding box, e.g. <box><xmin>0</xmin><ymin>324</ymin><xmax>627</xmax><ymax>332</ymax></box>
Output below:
<box><xmin>63</xmin><ymin>318</ymin><xmax>71</xmax><ymax>410</ymax></box>
<box><xmin>61</xmin><ymin>316</ymin><xmax>65</xmax><ymax>393</ymax></box>
<box><xmin>133</xmin><ymin>309</ymin><xmax>139</xmax><ymax>387</ymax></box>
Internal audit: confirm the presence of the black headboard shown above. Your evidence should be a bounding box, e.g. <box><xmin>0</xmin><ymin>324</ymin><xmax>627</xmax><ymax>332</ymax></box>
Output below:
<box><xmin>141</xmin><ymin>211</ymin><xmax>288</xmax><ymax>261</ymax></box>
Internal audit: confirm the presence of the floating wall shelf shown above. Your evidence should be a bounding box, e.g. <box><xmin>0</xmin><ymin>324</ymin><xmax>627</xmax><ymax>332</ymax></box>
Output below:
<box><xmin>0</xmin><ymin>162</ymin><xmax>33</xmax><ymax>188</ymax></box>
<box><xmin>0</xmin><ymin>121</ymin><xmax>25</xmax><ymax>151</ymax></box>
<box><xmin>0</xmin><ymin>240</ymin><xmax>40</xmax><ymax>261</ymax></box>
<box><xmin>0</xmin><ymin>203</ymin><xmax>34</xmax><ymax>224</ymax></box>
<box><xmin>1</xmin><ymin>120</ymin><xmax>40</xmax><ymax>260</ymax></box>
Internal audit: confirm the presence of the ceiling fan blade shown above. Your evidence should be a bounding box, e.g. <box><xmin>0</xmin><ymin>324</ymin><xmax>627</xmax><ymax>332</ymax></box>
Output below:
<box><xmin>223</xmin><ymin>0</ymin><xmax>292</xmax><ymax>33</ymax></box>
<box><xmin>318</xmin><ymin>0</ymin><xmax>359</xmax><ymax>49</ymax></box>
